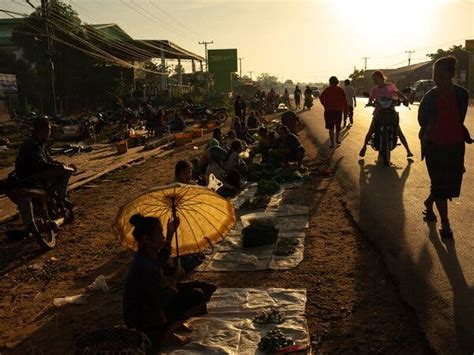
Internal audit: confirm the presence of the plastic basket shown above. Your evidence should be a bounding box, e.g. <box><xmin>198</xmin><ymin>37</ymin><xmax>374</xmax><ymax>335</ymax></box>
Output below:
<box><xmin>174</xmin><ymin>132</ymin><xmax>193</xmax><ymax>146</ymax></box>
<box><xmin>116</xmin><ymin>140</ymin><xmax>128</xmax><ymax>154</ymax></box>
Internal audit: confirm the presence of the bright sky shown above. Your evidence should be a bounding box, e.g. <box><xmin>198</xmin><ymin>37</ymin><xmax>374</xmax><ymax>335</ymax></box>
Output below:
<box><xmin>4</xmin><ymin>0</ymin><xmax>474</xmax><ymax>83</ymax></box>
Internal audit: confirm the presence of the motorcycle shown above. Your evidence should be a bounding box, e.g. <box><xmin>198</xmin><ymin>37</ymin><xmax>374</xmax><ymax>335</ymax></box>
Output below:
<box><xmin>304</xmin><ymin>93</ymin><xmax>313</xmax><ymax>110</ymax></box>
<box><xmin>185</xmin><ymin>104</ymin><xmax>227</xmax><ymax>123</ymax></box>
<box><xmin>366</xmin><ymin>96</ymin><xmax>407</xmax><ymax>166</ymax></box>
<box><xmin>2</xmin><ymin>166</ymin><xmax>75</xmax><ymax>249</ymax></box>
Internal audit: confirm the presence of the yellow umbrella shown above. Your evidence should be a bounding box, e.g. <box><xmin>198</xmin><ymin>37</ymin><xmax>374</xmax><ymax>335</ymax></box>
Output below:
<box><xmin>114</xmin><ymin>183</ymin><xmax>236</xmax><ymax>256</ymax></box>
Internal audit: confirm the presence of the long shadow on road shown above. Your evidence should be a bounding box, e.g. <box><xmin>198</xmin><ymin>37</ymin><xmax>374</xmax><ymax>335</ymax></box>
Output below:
<box><xmin>426</xmin><ymin>223</ymin><xmax>474</xmax><ymax>352</ymax></box>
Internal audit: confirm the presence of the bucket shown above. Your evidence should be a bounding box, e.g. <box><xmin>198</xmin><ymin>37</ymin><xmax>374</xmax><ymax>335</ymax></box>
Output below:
<box><xmin>192</xmin><ymin>128</ymin><xmax>203</xmax><ymax>138</ymax></box>
<box><xmin>116</xmin><ymin>140</ymin><xmax>128</xmax><ymax>154</ymax></box>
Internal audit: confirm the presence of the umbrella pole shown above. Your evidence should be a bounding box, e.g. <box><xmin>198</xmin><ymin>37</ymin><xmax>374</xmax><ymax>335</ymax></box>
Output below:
<box><xmin>171</xmin><ymin>199</ymin><xmax>180</xmax><ymax>268</ymax></box>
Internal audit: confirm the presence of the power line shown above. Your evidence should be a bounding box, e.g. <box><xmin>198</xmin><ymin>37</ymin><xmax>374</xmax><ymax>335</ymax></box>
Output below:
<box><xmin>1</xmin><ymin>9</ymin><xmax>166</xmax><ymax>74</ymax></box>
<box><xmin>120</xmin><ymin>0</ymin><xmax>190</xmax><ymax>40</ymax></box>
<box><xmin>46</xmin><ymin>7</ymin><xmax>201</xmax><ymax>60</ymax></box>
<box><xmin>148</xmin><ymin>0</ymin><xmax>203</xmax><ymax>38</ymax></box>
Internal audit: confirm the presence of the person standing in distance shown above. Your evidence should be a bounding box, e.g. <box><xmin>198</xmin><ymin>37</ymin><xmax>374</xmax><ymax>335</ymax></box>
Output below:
<box><xmin>343</xmin><ymin>79</ymin><xmax>356</xmax><ymax>127</ymax></box>
<box><xmin>294</xmin><ymin>85</ymin><xmax>302</xmax><ymax>110</ymax></box>
<box><xmin>319</xmin><ymin>76</ymin><xmax>347</xmax><ymax>148</ymax></box>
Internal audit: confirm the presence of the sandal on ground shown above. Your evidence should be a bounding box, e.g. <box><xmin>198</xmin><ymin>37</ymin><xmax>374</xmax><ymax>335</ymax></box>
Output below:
<box><xmin>422</xmin><ymin>210</ymin><xmax>437</xmax><ymax>222</ymax></box>
<box><xmin>439</xmin><ymin>227</ymin><xmax>453</xmax><ymax>239</ymax></box>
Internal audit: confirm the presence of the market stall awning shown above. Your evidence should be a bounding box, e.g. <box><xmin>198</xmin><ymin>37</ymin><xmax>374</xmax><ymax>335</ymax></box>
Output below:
<box><xmin>86</xmin><ymin>24</ymin><xmax>204</xmax><ymax>62</ymax></box>
<box><xmin>133</xmin><ymin>40</ymin><xmax>204</xmax><ymax>61</ymax></box>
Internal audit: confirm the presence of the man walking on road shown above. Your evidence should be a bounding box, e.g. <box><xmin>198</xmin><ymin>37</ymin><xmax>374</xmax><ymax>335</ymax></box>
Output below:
<box><xmin>343</xmin><ymin>79</ymin><xmax>356</xmax><ymax>127</ymax></box>
<box><xmin>294</xmin><ymin>85</ymin><xmax>302</xmax><ymax>110</ymax></box>
<box><xmin>319</xmin><ymin>76</ymin><xmax>347</xmax><ymax>148</ymax></box>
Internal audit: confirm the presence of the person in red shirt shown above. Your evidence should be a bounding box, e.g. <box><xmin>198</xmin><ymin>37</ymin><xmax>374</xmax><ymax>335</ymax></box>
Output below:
<box><xmin>418</xmin><ymin>56</ymin><xmax>471</xmax><ymax>238</ymax></box>
<box><xmin>319</xmin><ymin>76</ymin><xmax>347</xmax><ymax>148</ymax></box>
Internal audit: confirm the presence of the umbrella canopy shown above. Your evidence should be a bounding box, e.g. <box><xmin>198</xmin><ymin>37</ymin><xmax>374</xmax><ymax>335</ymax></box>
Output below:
<box><xmin>114</xmin><ymin>183</ymin><xmax>236</xmax><ymax>256</ymax></box>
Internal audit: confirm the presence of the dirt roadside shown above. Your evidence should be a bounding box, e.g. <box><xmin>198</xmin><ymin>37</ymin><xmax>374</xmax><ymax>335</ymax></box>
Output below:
<box><xmin>0</xmin><ymin>128</ymin><xmax>432</xmax><ymax>354</ymax></box>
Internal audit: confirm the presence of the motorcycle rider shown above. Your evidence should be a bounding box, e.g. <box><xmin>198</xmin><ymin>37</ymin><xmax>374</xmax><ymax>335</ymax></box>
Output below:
<box><xmin>294</xmin><ymin>85</ymin><xmax>302</xmax><ymax>110</ymax></box>
<box><xmin>359</xmin><ymin>71</ymin><xmax>413</xmax><ymax>158</ymax></box>
<box><xmin>14</xmin><ymin>116</ymin><xmax>76</xmax><ymax>225</ymax></box>
<box><xmin>304</xmin><ymin>86</ymin><xmax>313</xmax><ymax>110</ymax></box>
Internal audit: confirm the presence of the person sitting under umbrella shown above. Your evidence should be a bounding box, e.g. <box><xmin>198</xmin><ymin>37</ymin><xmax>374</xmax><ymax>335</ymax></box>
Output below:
<box><xmin>123</xmin><ymin>214</ymin><xmax>216</xmax><ymax>350</ymax></box>
<box><xmin>271</xmin><ymin>125</ymin><xmax>305</xmax><ymax>169</ymax></box>
<box><xmin>175</xmin><ymin>160</ymin><xmax>195</xmax><ymax>185</ymax></box>
<box><xmin>206</xmin><ymin>146</ymin><xmax>240</xmax><ymax>197</ymax></box>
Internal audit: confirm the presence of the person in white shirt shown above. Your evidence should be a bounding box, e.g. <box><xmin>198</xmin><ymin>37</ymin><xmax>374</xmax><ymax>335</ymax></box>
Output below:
<box><xmin>343</xmin><ymin>79</ymin><xmax>357</xmax><ymax>127</ymax></box>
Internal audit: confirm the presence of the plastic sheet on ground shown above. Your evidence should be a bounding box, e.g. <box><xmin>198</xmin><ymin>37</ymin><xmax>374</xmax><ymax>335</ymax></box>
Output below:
<box><xmin>197</xmin><ymin>195</ymin><xmax>309</xmax><ymax>272</ymax></box>
<box><xmin>160</xmin><ymin>288</ymin><xmax>310</xmax><ymax>355</ymax></box>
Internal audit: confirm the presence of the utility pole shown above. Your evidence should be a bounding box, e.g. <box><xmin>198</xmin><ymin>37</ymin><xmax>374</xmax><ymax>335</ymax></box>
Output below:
<box><xmin>405</xmin><ymin>50</ymin><xmax>415</xmax><ymax>66</ymax></box>
<box><xmin>361</xmin><ymin>57</ymin><xmax>370</xmax><ymax>71</ymax></box>
<box><xmin>41</xmin><ymin>0</ymin><xmax>57</xmax><ymax>115</ymax></box>
<box><xmin>198</xmin><ymin>40</ymin><xmax>213</xmax><ymax>72</ymax></box>
<box><xmin>238</xmin><ymin>57</ymin><xmax>244</xmax><ymax>78</ymax></box>
<box><xmin>198</xmin><ymin>40</ymin><xmax>213</xmax><ymax>95</ymax></box>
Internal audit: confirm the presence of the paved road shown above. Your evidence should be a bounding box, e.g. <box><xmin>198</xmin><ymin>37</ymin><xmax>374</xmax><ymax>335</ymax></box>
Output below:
<box><xmin>299</xmin><ymin>99</ymin><xmax>474</xmax><ymax>354</ymax></box>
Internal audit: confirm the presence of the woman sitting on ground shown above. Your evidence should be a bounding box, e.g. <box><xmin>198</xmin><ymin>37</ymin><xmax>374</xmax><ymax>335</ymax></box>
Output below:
<box><xmin>123</xmin><ymin>214</ymin><xmax>216</xmax><ymax>350</ymax></box>
<box><xmin>271</xmin><ymin>125</ymin><xmax>305</xmax><ymax>169</ymax></box>
<box><xmin>247</xmin><ymin>111</ymin><xmax>259</xmax><ymax>129</ymax></box>
<box><xmin>257</xmin><ymin>126</ymin><xmax>272</xmax><ymax>164</ymax></box>
<box><xmin>206</xmin><ymin>146</ymin><xmax>240</xmax><ymax>197</ymax></box>
<box><xmin>225</xmin><ymin>140</ymin><xmax>246</xmax><ymax>173</ymax></box>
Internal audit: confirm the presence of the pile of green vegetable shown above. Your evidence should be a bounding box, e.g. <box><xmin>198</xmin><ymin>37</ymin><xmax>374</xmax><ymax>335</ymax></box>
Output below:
<box><xmin>253</xmin><ymin>308</ymin><xmax>285</xmax><ymax>325</ymax></box>
<box><xmin>273</xmin><ymin>168</ymin><xmax>304</xmax><ymax>183</ymax></box>
<box><xmin>247</xmin><ymin>163</ymin><xmax>274</xmax><ymax>182</ymax></box>
<box><xmin>240</xmin><ymin>196</ymin><xmax>271</xmax><ymax>209</ymax></box>
<box><xmin>256</xmin><ymin>180</ymin><xmax>281</xmax><ymax>196</ymax></box>
<box><xmin>273</xmin><ymin>238</ymin><xmax>299</xmax><ymax>256</ymax></box>
<box><xmin>242</xmin><ymin>223</ymin><xmax>278</xmax><ymax>248</ymax></box>
<box><xmin>258</xmin><ymin>329</ymin><xmax>295</xmax><ymax>353</ymax></box>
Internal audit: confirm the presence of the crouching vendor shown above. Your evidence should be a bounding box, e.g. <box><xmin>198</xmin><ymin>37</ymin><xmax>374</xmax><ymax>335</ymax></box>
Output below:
<box><xmin>271</xmin><ymin>125</ymin><xmax>305</xmax><ymax>169</ymax></box>
<box><xmin>122</xmin><ymin>213</ymin><xmax>216</xmax><ymax>350</ymax></box>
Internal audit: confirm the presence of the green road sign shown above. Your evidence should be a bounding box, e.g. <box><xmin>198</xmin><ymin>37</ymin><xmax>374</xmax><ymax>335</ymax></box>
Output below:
<box><xmin>208</xmin><ymin>49</ymin><xmax>238</xmax><ymax>73</ymax></box>
<box><xmin>213</xmin><ymin>71</ymin><xmax>232</xmax><ymax>93</ymax></box>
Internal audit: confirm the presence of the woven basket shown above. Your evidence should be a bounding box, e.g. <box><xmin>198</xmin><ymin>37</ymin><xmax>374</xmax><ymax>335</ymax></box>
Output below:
<box><xmin>73</xmin><ymin>327</ymin><xmax>150</xmax><ymax>355</ymax></box>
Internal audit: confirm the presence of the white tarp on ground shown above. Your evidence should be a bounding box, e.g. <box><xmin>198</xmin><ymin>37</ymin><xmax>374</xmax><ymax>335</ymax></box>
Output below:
<box><xmin>161</xmin><ymin>288</ymin><xmax>311</xmax><ymax>355</ymax></box>
<box><xmin>197</xmin><ymin>199</ymin><xmax>309</xmax><ymax>272</ymax></box>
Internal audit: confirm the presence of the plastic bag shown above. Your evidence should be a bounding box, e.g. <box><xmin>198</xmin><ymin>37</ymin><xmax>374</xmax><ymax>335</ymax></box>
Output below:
<box><xmin>87</xmin><ymin>275</ymin><xmax>109</xmax><ymax>292</ymax></box>
<box><xmin>53</xmin><ymin>294</ymin><xmax>90</xmax><ymax>307</ymax></box>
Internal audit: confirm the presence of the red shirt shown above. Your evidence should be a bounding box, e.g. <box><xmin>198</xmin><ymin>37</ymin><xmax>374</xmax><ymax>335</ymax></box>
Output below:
<box><xmin>320</xmin><ymin>86</ymin><xmax>347</xmax><ymax>111</ymax></box>
<box><xmin>429</xmin><ymin>93</ymin><xmax>464</xmax><ymax>145</ymax></box>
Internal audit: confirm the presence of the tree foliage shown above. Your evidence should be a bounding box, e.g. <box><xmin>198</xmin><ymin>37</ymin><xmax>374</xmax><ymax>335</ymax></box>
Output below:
<box><xmin>427</xmin><ymin>45</ymin><xmax>468</xmax><ymax>84</ymax></box>
<box><xmin>10</xmin><ymin>0</ymin><xmax>135</xmax><ymax>113</ymax></box>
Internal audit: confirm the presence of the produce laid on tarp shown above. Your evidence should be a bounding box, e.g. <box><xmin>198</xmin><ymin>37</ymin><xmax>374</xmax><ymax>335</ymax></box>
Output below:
<box><xmin>256</xmin><ymin>180</ymin><xmax>281</xmax><ymax>196</ymax></box>
<box><xmin>273</xmin><ymin>238</ymin><xmax>299</xmax><ymax>256</ymax></box>
<box><xmin>242</xmin><ymin>223</ymin><xmax>278</xmax><ymax>248</ymax></box>
<box><xmin>258</xmin><ymin>329</ymin><xmax>295</xmax><ymax>353</ymax></box>
<box><xmin>253</xmin><ymin>308</ymin><xmax>285</xmax><ymax>325</ymax></box>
